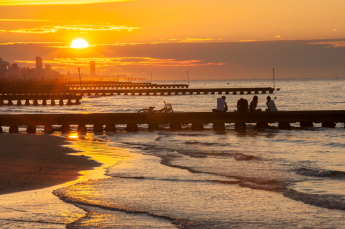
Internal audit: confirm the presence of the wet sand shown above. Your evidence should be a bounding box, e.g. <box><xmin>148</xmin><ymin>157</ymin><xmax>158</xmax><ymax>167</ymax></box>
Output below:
<box><xmin>0</xmin><ymin>133</ymin><xmax>101</xmax><ymax>195</ymax></box>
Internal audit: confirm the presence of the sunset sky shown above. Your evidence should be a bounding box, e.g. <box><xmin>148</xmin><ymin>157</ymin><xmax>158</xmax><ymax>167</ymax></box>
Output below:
<box><xmin>0</xmin><ymin>0</ymin><xmax>344</xmax><ymax>80</ymax></box>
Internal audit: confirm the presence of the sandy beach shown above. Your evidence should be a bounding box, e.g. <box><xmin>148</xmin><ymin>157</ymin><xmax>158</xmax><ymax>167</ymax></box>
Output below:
<box><xmin>0</xmin><ymin>133</ymin><xmax>101</xmax><ymax>195</ymax></box>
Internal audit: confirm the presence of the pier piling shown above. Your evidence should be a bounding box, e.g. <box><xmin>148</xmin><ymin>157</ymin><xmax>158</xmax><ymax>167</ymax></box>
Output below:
<box><xmin>126</xmin><ymin>124</ymin><xmax>139</xmax><ymax>132</ymax></box>
<box><xmin>104</xmin><ymin>124</ymin><xmax>116</xmax><ymax>131</ymax></box>
<box><xmin>191</xmin><ymin>123</ymin><xmax>204</xmax><ymax>131</ymax></box>
<box><xmin>170</xmin><ymin>123</ymin><xmax>181</xmax><ymax>131</ymax></box>
<box><xmin>213</xmin><ymin>123</ymin><xmax>225</xmax><ymax>131</ymax></box>
<box><xmin>26</xmin><ymin>125</ymin><xmax>36</xmax><ymax>134</ymax></box>
<box><xmin>44</xmin><ymin>125</ymin><xmax>54</xmax><ymax>133</ymax></box>
<box><xmin>93</xmin><ymin>124</ymin><xmax>104</xmax><ymax>132</ymax></box>
<box><xmin>9</xmin><ymin>125</ymin><xmax>18</xmax><ymax>133</ymax></box>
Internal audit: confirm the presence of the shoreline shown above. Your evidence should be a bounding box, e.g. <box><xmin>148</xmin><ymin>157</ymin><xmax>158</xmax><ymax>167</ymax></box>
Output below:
<box><xmin>0</xmin><ymin>133</ymin><xmax>101</xmax><ymax>195</ymax></box>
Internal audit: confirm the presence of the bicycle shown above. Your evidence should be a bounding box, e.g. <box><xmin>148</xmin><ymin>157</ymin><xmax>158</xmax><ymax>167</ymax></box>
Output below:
<box><xmin>138</xmin><ymin>101</ymin><xmax>174</xmax><ymax>113</ymax></box>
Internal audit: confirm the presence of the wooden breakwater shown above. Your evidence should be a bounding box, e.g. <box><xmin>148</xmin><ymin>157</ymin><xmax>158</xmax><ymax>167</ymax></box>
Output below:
<box><xmin>66</xmin><ymin>81</ymin><xmax>189</xmax><ymax>89</ymax></box>
<box><xmin>76</xmin><ymin>87</ymin><xmax>275</xmax><ymax>96</ymax></box>
<box><xmin>0</xmin><ymin>110</ymin><xmax>344</xmax><ymax>133</ymax></box>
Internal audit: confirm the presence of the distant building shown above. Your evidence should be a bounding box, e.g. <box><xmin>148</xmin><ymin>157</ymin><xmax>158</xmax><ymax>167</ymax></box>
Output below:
<box><xmin>90</xmin><ymin>61</ymin><xmax>96</xmax><ymax>75</ymax></box>
<box><xmin>0</xmin><ymin>58</ymin><xmax>10</xmax><ymax>78</ymax></box>
<box><xmin>36</xmin><ymin>56</ymin><xmax>43</xmax><ymax>76</ymax></box>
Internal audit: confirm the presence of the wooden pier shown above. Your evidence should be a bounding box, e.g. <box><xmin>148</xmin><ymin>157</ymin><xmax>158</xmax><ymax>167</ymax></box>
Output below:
<box><xmin>1</xmin><ymin>81</ymin><xmax>275</xmax><ymax>106</ymax></box>
<box><xmin>0</xmin><ymin>95</ymin><xmax>82</xmax><ymax>106</ymax></box>
<box><xmin>0</xmin><ymin>110</ymin><xmax>344</xmax><ymax>133</ymax></box>
<box><xmin>77</xmin><ymin>87</ymin><xmax>275</xmax><ymax>96</ymax></box>
<box><xmin>66</xmin><ymin>81</ymin><xmax>189</xmax><ymax>89</ymax></box>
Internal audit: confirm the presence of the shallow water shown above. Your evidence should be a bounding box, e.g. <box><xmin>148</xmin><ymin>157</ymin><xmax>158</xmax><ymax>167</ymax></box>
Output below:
<box><xmin>1</xmin><ymin>78</ymin><xmax>345</xmax><ymax>228</ymax></box>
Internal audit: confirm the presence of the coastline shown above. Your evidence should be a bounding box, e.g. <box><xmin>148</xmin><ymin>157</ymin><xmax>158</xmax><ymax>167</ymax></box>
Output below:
<box><xmin>0</xmin><ymin>133</ymin><xmax>101</xmax><ymax>195</ymax></box>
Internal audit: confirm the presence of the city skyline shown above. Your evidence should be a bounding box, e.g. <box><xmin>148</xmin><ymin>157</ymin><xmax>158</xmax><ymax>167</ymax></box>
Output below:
<box><xmin>0</xmin><ymin>1</ymin><xmax>345</xmax><ymax>80</ymax></box>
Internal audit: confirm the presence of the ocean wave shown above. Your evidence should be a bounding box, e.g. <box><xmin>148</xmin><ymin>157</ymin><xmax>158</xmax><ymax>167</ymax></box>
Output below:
<box><xmin>184</xmin><ymin>140</ymin><xmax>215</xmax><ymax>146</ymax></box>
<box><xmin>297</xmin><ymin>168</ymin><xmax>345</xmax><ymax>178</ymax></box>
<box><xmin>283</xmin><ymin>188</ymin><xmax>345</xmax><ymax>211</ymax></box>
<box><xmin>234</xmin><ymin>152</ymin><xmax>260</xmax><ymax>161</ymax></box>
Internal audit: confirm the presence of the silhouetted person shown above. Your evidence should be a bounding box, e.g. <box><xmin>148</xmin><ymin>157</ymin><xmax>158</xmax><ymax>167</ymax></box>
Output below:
<box><xmin>250</xmin><ymin>96</ymin><xmax>259</xmax><ymax>112</ymax></box>
<box><xmin>266</xmin><ymin>96</ymin><xmax>278</xmax><ymax>111</ymax></box>
<box><xmin>212</xmin><ymin>96</ymin><xmax>228</xmax><ymax>112</ymax></box>
<box><xmin>237</xmin><ymin>98</ymin><xmax>248</xmax><ymax>112</ymax></box>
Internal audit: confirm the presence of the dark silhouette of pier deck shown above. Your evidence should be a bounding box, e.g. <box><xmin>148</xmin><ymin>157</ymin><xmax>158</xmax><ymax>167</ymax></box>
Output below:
<box><xmin>67</xmin><ymin>81</ymin><xmax>189</xmax><ymax>89</ymax></box>
<box><xmin>1</xmin><ymin>110</ymin><xmax>344</xmax><ymax>133</ymax></box>
<box><xmin>77</xmin><ymin>87</ymin><xmax>274</xmax><ymax>96</ymax></box>
<box><xmin>1</xmin><ymin>80</ymin><xmax>275</xmax><ymax>105</ymax></box>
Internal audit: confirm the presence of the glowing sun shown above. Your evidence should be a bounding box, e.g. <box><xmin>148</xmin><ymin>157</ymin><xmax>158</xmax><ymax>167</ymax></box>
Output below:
<box><xmin>71</xmin><ymin>39</ymin><xmax>89</xmax><ymax>48</ymax></box>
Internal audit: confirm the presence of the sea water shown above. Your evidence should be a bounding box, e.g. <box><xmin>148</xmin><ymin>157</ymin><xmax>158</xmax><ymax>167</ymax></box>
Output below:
<box><xmin>0</xmin><ymin>78</ymin><xmax>345</xmax><ymax>228</ymax></box>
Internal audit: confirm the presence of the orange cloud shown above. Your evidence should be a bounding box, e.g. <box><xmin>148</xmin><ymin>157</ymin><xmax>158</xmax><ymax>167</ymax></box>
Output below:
<box><xmin>0</xmin><ymin>0</ymin><xmax>131</xmax><ymax>6</ymax></box>
<box><xmin>0</xmin><ymin>19</ymin><xmax>50</xmax><ymax>21</ymax></box>
<box><xmin>7</xmin><ymin>25</ymin><xmax>140</xmax><ymax>34</ymax></box>
<box><xmin>14</xmin><ymin>57</ymin><xmax>225</xmax><ymax>67</ymax></box>
<box><xmin>310</xmin><ymin>41</ymin><xmax>345</xmax><ymax>48</ymax></box>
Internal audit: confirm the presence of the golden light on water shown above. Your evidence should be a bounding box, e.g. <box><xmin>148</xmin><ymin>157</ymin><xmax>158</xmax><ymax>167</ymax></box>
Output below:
<box><xmin>68</xmin><ymin>133</ymin><xmax>79</xmax><ymax>139</ymax></box>
<box><xmin>71</xmin><ymin>39</ymin><xmax>89</xmax><ymax>48</ymax></box>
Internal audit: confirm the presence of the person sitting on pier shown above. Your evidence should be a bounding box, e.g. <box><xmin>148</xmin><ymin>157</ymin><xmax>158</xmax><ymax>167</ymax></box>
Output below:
<box><xmin>212</xmin><ymin>96</ymin><xmax>228</xmax><ymax>112</ymax></box>
<box><xmin>237</xmin><ymin>98</ymin><xmax>248</xmax><ymax>112</ymax></box>
<box><xmin>266</xmin><ymin>96</ymin><xmax>278</xmax><ymax>111</ymax></box>
<box><xmin>249</xmin><ymin>96</ymin><xmax>261</xmax><ymax>112</ymax></box>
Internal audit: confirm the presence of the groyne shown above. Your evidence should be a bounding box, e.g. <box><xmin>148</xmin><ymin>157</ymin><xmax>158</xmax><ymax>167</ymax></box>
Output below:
<box><xmin>0</xmin><ymin>110</ymin><xmax>344</xmax><ymax>133</ymax></box>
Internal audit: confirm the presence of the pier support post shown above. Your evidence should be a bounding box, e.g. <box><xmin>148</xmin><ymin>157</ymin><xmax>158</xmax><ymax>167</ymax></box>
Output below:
<box><xmin>33</xmin><ymin>100</ymin><xmax>38</xmax><ymax>106</ymax></box>
<box><xmin>278</xmin><ymin>122</ymin><xmax>291</xmax><ymax>129</ymax></box>
<box><xmin>255</xmin><ymin>122</ymin><xmax>269</xmax><ymax>129</ymax></box>
<box><xmin>300</xmin><ymin>122</ymin><xmax>313</xmax><ymax>127</ymax></box>
<box><xmin>59</xmin><ymin>99</ymin><xmax>64</xmax><ymax>106</ymax></box>
<box><xmin>126</xmin><ymin>124</ymin><xmax>139</xmax><ymax>132</ymax></box>
<box><xmin>75</xmin><ymin>99</ymin><xmax>81</xmax><ymax>105</ymax></box>
<box><xmin>233</xmin><ymin>91</ymin><xmax>237</xmax><ymax>95</ymax></box>
<box><xmin>235</xmin><ymin>122</ymin><xmax>246</xmax><ymax>131</ymax></box>
<box><xmin>44</xmin><ymin>125</ymin><xmax>54</xmax><ymax>133</ymax></box>
<box><xmin>168</xmin><ymin>92</ymin><xmax>171</xmax><ymax>95</ymax></box>
<box><xmin>42</xmin><ymin>100</ymin><xmax>47</xmax><ymax>106</ymax></box>
<box><xmin>60</xmin><ymin>125</ymin><xmax>71</xmax><ymax>133</ymax></box>
<box><xmin>170</xmin><ymin>123</ymin><xmax>181</xmax><ymax>131</ymax></box>
<box><xmin>93</xmin><ymin>124</ymin><xmax>104</xmax><ymax>132</ymax></box>
<box><xmin>0</xmin><ymin>100</ymin><xmax>4</xmax><ymax>105</ymax></box>
<box><xmin>322</xmin><ymin>122</ymin><xmax>336</xmax><ymax>128</ymax></box>
<box><xmin>77</xmin><ymin>124</ymin><xmax>87</xmax><ymax>132</ymax></box>
<box><xmin>25</xmin><ymin>100</ymin><xmax>29</xmax><ymax>106</ymax></box>
<box><xmin>17</xmin><ymin>100</ymin><xmax>22</xmax><ymax>106</ymax></box>
<box><xmin>213</xmin><ymin>123</ymin><xmax>225</xmax><ymax>131</ymax></box>
<box><xmin>66</xmin><ymin>99</ymin><xmax>73</xmax><ymax>105</ymax></box>
<box><xmin>9</xmin><ymin>125</ymin><xmax>19</xmax><ymax>133</ymax></box>
<box><xmin>7</xmin><ymin>100</ymin><xmax>13</xmax><ymax>105</ymax></box>
<box><xmin>104</xmin><ymin>124</ymin><xmax>116</xmax><ymax>131</ymax></box>
<box><xmin>0</xmin><ymin>126</ymin><xmax>2</xmax><ymax>133</ymax></box>
<box><xmin>26</xmin><ymin>125</ymin><xmax>36</xmax><ymax>134</ymax></box>
<box><xmin>191</xmin><ymin>123</ymin><xmax>204</xmax><ymax>131</ymax></box>
<box><xmin>148</xmin><ymin>123</ymin><xmax>159</xmax><ymax>131</ymax></box>
<box><xmin>51</xmin><ymin>99</ymin><xmax>55</xmax><ymax>105</ymax></box>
